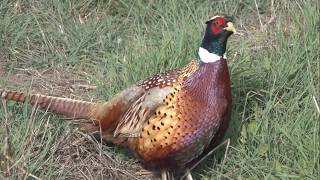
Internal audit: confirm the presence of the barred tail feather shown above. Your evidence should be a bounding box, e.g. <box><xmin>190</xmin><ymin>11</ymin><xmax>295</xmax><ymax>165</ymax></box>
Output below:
<box><xmin>1</xmin><ymin>88</ymin><xmax>143</xmax><ymax>146</ymax></box>
<box><xmin>1</xmin><ymin>89</ymin><xmax>96</xmax><ymax>119</ymax></box>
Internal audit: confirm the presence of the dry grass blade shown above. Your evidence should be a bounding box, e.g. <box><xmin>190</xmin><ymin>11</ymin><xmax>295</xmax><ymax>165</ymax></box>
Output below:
<box><xmin>179</xmin><ymin>139</ymin><xmax>231</xmax><ymax>180</ymax></box>
<box><xmin>313</xmin><ymin>96</ymin><xmax>320</xmax><ymax>114</ymax></box>
<box><xmin>51</xmin><ymin>129</ymin><xmax>159</xmax><ymax>180</ymax></box>
<box><xmin>1</xmin><ymin>100</ymin><xmax>42</xmax><ymax>180</ymax></box>
<box><xmin>0</xmin><ymin>0</ymin><xmax>318</xmax><ymax>179</ymax></box>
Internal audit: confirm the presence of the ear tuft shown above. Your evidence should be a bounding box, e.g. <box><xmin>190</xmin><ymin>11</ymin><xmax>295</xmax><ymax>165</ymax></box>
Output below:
<box><xmin>224</xmin><ymin>16</ymin><xmax>234</xmax><ymax>22</ymax></box>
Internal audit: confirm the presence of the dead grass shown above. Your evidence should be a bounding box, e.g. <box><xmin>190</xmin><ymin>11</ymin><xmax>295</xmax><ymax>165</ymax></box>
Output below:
<box><xmin>1</xmin><ymin>0</ymin><xmax>319</xmax><ymax>179</ymax></box>
<box><xmin>0</xmin><ymin>59</ymin><xmax>159</xmax><ymax>179</ymax></box>
<box><xmin>1</xmin><ymin>65</ymin><xmax>97</xmax><ymax>99</ymax></box>
<box><xmin>0</xmin><ymin>103</ymin><xmax>159</xmax><ymax>180</ymax></box>
<box><xmin>47</xmin><ymin>129</ymin><xmax>158</xmax><ymax>180</ymax></box>
<box><xmin>0</xmin><ymin>8</ymin><xmax>287</xmax><ymax>180</ymax></box>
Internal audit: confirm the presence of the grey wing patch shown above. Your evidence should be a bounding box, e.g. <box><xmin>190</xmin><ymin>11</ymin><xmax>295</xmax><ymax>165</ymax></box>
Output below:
<box><xmin>113</xmin><ymin>94</ymin><xmax>148</xmax><ymax>137</ymax></box>
<box><xmin>113</xmin><ymin>86</ymin><xmax>174</xmax><ymax>137</ymax></box>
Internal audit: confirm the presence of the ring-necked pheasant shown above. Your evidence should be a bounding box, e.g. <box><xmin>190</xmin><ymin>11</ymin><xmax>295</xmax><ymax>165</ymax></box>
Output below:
<box><xmin>1</xmin><ymin>15</ymin><xmax>236</xmax><ymax>179</ymax></box>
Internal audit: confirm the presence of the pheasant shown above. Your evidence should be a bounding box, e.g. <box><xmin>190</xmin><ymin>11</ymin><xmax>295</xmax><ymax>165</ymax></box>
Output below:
<box><xmin>1</xmin><ymin>15</ymin><xmax>236</xmax><ymax>179</ymax></box>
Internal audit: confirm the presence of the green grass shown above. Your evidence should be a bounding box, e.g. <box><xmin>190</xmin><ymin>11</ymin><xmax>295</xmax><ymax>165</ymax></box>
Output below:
<box><xmin>0</xmin><ymin>0</ymin><xmax>319</xmax><ymax>179</ymax></box>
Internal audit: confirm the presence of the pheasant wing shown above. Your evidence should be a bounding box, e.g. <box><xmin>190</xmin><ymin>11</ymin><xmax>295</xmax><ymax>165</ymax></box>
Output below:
<box><xmin>113</xmin><ymin>60</ymin><xmax>199</xmax><ymax>138</ymax></box>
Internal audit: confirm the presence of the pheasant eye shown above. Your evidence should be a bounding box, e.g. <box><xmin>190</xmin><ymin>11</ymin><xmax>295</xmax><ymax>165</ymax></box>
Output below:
<box><xmin>214</xmin><ymin>18</ymin><xmax>226</xmax><ymax>26</ymax></box>
<box><xmin>210</xmin><ymin>18</ymin><xmax>225</xmax><ymax>34</ymax></box>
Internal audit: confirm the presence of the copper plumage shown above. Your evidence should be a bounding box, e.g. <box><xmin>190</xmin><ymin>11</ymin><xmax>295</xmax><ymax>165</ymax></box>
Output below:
<box><xmin>1</xmin><ymin>15</ymin><xmax>236</xmax><ymax>180</ymax></box>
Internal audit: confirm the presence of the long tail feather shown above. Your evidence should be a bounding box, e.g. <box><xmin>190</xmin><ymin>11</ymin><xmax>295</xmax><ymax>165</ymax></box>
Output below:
<box><xmin>1</xmin><ymin>89</ymin><xmax>96</xmax><ymax>119</ymax></box>
<box><xmin>1</xmin><ymin>87</ymin><xmax>144</xmax><ymax>145</ymax></box>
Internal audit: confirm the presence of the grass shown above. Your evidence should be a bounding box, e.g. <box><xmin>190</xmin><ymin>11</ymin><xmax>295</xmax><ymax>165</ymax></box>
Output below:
<box><xmin>0</xmin><ymin>0</ymin><xmax>319</xmax><ymax>179</ymax></box>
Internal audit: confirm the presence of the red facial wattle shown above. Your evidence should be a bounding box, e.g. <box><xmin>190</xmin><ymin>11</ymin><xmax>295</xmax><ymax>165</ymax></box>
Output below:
<box><xmin>211</xmin><ymin>26</ymin><xmax>221</xmax><ymax>34</ymax></box>
<box><xmin>210</xmin><ymin>17</ymin><xmax>226</xmax><ymax>34</ymax></box>
<box><xmin>215</xmin><ymin>17</ymin><xmax>226</xmax><ymax>25</ymax></box>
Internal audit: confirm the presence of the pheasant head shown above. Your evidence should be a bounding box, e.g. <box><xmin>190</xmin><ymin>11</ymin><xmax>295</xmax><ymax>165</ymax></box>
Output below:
<box><xmin>199</xmin><ymin>15</ymin><xmax>236</xmax><ymax>63</ymax></box>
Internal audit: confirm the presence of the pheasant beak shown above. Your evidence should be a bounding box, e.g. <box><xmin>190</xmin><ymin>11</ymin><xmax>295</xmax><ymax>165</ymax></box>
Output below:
<box><xmin>224</xmin><ymin>22</ymin><xmax>243</xmax><ymax>36</ymax></box>
<box><xmin>224</xmin><ymin>22</ymin><xmax>236</xmax><ymax>34</ymax></box>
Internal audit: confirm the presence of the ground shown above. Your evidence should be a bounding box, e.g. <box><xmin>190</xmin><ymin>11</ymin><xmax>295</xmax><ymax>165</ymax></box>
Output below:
<box><xmin>0</xmin><ymin>0</ymin><xmax>319</xmax><ymax>179</ymax></box>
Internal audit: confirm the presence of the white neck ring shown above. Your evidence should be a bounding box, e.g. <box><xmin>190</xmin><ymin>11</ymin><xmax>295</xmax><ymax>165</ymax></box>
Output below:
<box><xmin>198</xmin><ymin>47</ymin><xmax>226</xmax><ymax>63</ymax></box>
